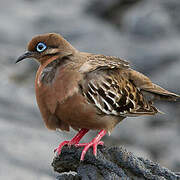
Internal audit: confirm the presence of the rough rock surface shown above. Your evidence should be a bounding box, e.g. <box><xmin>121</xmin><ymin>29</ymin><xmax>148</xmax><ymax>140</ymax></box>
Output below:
<box><xmin>0</xmin><ymin>0</ymin><xmax>180</xmax><ymax>179</ymax></box>
<box><xmin>52</xmin><ymin>146</ymin><xmax>180</xmax><ymax>180</ymax></box>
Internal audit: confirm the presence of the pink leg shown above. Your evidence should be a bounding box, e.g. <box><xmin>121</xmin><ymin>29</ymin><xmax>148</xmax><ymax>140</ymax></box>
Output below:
<box><xmin>55</xmin><ymin>128</ymin><xmax>89</xmax><ymax>155</ymax></box>
<box><xmin>75</xmin><ymin>129</ymin><xmax>106</xmax><ymax>161</ymax></box>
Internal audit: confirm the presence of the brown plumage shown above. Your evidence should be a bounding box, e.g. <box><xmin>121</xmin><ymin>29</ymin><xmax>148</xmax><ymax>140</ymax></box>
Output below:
<box><xmin>16</xmin><ymin>33</ymin><xmax>180</xmax><ymax>160</ymax></box>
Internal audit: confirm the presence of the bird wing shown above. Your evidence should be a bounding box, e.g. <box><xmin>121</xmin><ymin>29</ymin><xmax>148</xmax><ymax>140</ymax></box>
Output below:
<box><xmin>79</xmin><ymin>67</ymin><xmax>158</xmax><ymax>117</ymax></box>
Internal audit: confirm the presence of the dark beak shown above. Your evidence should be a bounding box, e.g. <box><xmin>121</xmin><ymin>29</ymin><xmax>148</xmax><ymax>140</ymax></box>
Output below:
<box><xmin>16</xmin><ymin>51</ymin><xmax>35</xmax><ymax>63</ymax></box>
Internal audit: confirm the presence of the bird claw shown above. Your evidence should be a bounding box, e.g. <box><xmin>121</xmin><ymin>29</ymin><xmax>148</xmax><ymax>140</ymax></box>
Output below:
<box><xmin>54</xmin><ymin>129</ymin><xmax>106</xmax><ymax>161</ymax></box>
<box><xmin>54</xmin><ymin>129</ymin><xmax>89</xmax><ymax>155</ymax></box>
<box><xmin>75</xmin><ymin>140</ymin><xmax>104</xmax><ymax>161</ymax></box>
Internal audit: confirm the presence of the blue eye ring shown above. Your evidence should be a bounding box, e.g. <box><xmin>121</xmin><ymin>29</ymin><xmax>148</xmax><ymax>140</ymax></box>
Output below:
<box><xmin>36</xmin><ymin>42</ymin><xmax>47</xmax><ymax>52</ymax></box>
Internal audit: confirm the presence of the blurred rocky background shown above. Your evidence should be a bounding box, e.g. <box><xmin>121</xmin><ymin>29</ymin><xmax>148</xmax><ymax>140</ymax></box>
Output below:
<box><xmin>0</xmin><ymin>0</ymin><xmax>180</xmax><ymax>179</ymax></box>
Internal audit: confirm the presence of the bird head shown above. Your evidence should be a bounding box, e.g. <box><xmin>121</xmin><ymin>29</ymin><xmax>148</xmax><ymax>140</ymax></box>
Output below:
<box><xmin>16</xmin><ymin>33</ymin><xmax>76</xmax><ymax>64</ymax></box>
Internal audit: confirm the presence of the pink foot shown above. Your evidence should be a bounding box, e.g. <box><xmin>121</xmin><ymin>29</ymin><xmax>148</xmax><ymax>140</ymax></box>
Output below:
<box><xmin>55</xmin><ymin>128</ymin><xmax>89</xmax><ymax>155</ymax></box>
<box><xmin>75</xmin><ymin>129</ymin><xmax>106</xmax><ymax>161</ymax></box>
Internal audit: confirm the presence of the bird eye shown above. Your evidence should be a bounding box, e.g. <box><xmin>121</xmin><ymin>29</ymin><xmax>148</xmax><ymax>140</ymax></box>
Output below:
<box><xmin>36</xmin><ymin>42</ymin><xmax>47</xmax><ymax>52</ymax></box>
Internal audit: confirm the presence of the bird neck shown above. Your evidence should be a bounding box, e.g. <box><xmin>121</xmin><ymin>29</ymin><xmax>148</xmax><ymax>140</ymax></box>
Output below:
<box><xmin>39</xmin><ymin>55</ymin><xmax>60</xmax><ymax>68</ymax></box>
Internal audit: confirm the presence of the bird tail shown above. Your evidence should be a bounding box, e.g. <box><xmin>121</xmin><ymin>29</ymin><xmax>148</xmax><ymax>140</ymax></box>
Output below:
<box><xmin>128</xmin><ymin>69</ymin><xmax>180</xmax><ymax>101</ymax></box>
<box><xmin>141</xmin><ymin>83</ymin><xmax>180</xmax><ymax>101</ymax></box>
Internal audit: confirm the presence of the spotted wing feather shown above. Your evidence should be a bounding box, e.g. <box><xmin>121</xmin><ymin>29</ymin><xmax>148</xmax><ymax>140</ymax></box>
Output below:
<box><xmin>80</xmin><ymin>69</ymin><xmax>158</xmax><ymax>117</ymax></box>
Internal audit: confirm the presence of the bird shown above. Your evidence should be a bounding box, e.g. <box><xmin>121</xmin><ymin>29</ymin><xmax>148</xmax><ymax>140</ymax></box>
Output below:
<box><xmin>16</xmin><ymin>33</ymin><xmax>180</xmax><ymax>161</ymax></box>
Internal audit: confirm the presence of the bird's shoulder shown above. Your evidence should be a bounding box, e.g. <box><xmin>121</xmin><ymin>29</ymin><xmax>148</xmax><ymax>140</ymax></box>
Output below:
<box><xmin>79</xmin><ymin>53</ymin><xmax>130</xmax><ymax>73</ymax></box>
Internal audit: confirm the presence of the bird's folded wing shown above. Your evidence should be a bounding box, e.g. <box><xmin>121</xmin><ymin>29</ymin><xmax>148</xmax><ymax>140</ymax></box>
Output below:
<box><xmin>80</xmin><ymin>68</ymin><xmax>158</xmax><ymax>117</ymax></box>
